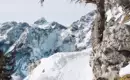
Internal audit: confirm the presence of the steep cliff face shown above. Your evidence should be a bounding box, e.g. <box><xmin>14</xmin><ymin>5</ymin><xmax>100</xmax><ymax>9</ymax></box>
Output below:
<box><xmin>90</xmin><ymin>0</ymin><xmax>130</xmax><ymax>80</ymax></box>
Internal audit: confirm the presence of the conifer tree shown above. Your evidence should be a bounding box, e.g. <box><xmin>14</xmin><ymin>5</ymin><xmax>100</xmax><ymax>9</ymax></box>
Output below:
<box><xmin>0</xmin><ymin>50</ymin><xmax>15</xmax><ymax>80</ymax></box>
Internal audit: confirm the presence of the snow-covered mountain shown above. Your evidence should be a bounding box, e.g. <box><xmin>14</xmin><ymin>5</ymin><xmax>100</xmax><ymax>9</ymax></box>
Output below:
<box><xmin>0</xmin><ymin>11</ymin><xmax>96</xmax><ymax>79</ymax></box>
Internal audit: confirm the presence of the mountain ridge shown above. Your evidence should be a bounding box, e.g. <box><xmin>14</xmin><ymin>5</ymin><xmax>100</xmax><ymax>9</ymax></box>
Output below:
<box><xmin>0</xmin><ymin>11</ymin><xmax>96</xmax><ymax>78</ymax></box>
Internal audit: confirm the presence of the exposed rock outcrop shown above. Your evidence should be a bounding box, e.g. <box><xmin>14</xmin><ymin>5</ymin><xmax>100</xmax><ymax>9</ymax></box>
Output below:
<box><xmin>90</xmin><ymin>0</ymin><xmax>130</xmax><ymax>80</ymax></box>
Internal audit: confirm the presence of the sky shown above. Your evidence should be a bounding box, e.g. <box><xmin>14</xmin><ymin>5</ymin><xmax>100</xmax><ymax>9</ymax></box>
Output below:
<box><xmin>0</xmin><ymin>0</ymin><xmax>96</xmax><ymax>26</ymax></box>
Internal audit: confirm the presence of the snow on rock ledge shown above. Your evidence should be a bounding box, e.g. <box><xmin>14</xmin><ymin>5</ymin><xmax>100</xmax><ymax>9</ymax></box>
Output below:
<box><xmin>119</xmin><ymin>64</ymin><xmax>130</xmax><ymax>77</ymax></box>
<box><xmin>24</xmin><ymin>48</ymin><xmax>93</xmax><ymax>80</ymax></box>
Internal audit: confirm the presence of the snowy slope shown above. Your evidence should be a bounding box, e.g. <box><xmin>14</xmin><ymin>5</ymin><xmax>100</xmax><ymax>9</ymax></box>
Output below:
<box><xmin>24</xmin><ymin>48</ymin><xmax>93</xmax><ymax>80</ymax></box>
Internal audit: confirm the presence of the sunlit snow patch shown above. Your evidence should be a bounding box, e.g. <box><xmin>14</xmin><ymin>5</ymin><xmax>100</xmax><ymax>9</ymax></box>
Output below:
<box><xmin>119</xmin><ymin>64</ymin><xmax>130</xmax><ymax>77</ymax></box>
<box><xmin>24</xmin><ymin>48</ymin><xmax>93</xmax><ymax>80</ymax></box>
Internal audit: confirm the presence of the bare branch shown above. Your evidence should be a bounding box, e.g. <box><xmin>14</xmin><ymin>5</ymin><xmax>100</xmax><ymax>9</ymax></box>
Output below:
<box><xmin>40</xmin><ymin>0</ymin><xmax>96</xmax><ymax>4</ymax></box>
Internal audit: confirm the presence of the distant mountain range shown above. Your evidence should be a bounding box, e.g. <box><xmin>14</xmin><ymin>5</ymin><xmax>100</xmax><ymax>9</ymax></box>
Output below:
<box><xmin>0</xmin><ymin>11</ymin><xmax>96</xmax><ymax>78</ymax></box>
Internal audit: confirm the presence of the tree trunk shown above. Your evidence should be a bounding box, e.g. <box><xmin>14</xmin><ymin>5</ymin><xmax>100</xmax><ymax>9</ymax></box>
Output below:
<box><xmin>92</xmin><ymin>0</ymin><xmax>105</xmax><ymax>48</ymax></box>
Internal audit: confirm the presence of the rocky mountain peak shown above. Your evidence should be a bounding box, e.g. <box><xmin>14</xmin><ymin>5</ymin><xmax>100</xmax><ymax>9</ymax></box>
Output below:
<box><xmin>0</xmin><ymin>11</ymin><xmax>96</xmax><ymax>78</ymax></box>
<box><xmin>34</xmin><ymin>17</ymin><xmax>47</xmax><ymax>25</ymax></box>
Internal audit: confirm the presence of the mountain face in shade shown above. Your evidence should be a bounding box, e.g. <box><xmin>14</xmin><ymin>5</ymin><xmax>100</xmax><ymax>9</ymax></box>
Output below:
<box><xmin>0</xmin><ymin>11</ymin><xmax>96</xmax><ymax>78</ymax></box>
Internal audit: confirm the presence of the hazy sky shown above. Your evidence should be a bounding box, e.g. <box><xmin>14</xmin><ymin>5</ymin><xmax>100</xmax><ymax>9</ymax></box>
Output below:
<box><xmin>0</xmin><ymin>0</ymin><xmax>96</xmax><ymax>26</ymax></box>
